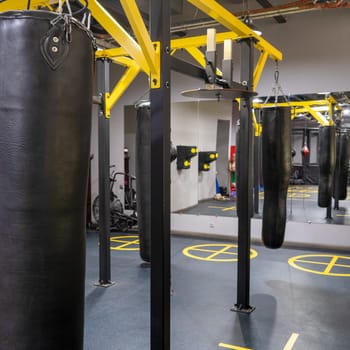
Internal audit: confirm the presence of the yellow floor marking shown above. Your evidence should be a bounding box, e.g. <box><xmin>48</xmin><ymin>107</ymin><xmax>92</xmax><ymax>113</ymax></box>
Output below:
<box><xmin>283</xmin><ymin>333</ymin><xmax>299</xmax><ymax>350</ymax></box>
<box><xmin>323</xmin><ymin>256</ymin><xmax>338</xmax><ymax>274</ymax></box>
<box><xmin>208</xmin><ymin>205</ymin><xmax>236</xmax><ymax>211</ymax></box>
<box><xmin>287</xmin><ymin>193</ymin><xmax>311</xmax><ymax>198</ymax></box>
<box><xmin>183</xmin><ymin>244</ymin><xmax>258</xmax><ymax>262</ymax></box>
<box><xmin>336</xmin><ymin>214</ymin><xmax>350</xmax><ymax>217</ymax></box>
<box><xmin>188</xmin><ymin>247</ymin><xmax>237</xmax><ymax>256</ymax></box>
<box><xmin>218</xmin><ymin>343</ymin><xmax>252</xmax><ymax>350</ymax></box>
<box><xmin>288</xmin><ymin>254</ymin><xmax>350</xmax><ymax>276</ymax></box>
<box><xmin>206</xmin><ymin>245</ymin><xmax>234</xmax><ymax>260</ymax></box>
<box><xmin>110</xmin><ymin>235</ymin><xmax>139</xmax><ymax>251</ymax></box>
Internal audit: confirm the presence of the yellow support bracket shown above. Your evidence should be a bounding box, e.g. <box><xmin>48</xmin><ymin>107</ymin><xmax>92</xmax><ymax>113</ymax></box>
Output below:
<box><xmin>252</xmin><ymin>110</ymin><xmax>262</xmax><ymax>136</ymax></box>
<box><xmin>103</xmin><ymin>92</ymin><xmax>111</xmax><ymax>119</ymax></box>
<box><xmin>253</xmin><ymin>51</ymin><xmax>269</xmax><ymax>90</ymax></box>
<box><xmin>82</xmin><ymin>0</ymin><xmax>149</xmax><ymax>74</ymax></box>
<box><xmin>120</xmin><ymin>0</ymin><xmax>157</xmax><ymax>75</ymax></box>
<box><xmin>185</xmin><ymin>47</ymin><xmax>222</xmax><ymax>76</ymax></box>
<box><xmin>186</xmin><ymin>0</ymin><xmax>282</xmax><ymax>61</ymax></box>
<box><xmin>105</xmin><ymin>62</ymin><xmax>141</xmax><ymax>115</ymax></box>
<box><xmin>150</xmin><ymin>41</ymin><xmax>160</xmax><ymax>89</ymax></box>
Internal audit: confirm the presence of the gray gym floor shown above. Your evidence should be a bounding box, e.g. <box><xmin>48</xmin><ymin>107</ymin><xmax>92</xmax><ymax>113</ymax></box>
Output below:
<box><xmin>176</xmin><ymin>185</ymin><xmax>350</xmax><ymax>225</ymax></box>
<box><xmin>84</xmin><ymin>231</ymin><xmax>350</xmax><ymax>350</ymax></box>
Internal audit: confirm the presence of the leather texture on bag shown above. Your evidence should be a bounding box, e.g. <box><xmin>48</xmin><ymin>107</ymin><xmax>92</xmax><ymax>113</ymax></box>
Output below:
<box><xmin>318</xmin><ymin>126</ymin><xmax>336</xmax><ymax>207</ymax></box>
<box><xmin>333</xmin><ymin>132</ymin><xmax>350</xmax><ymax>201</ymax></box>
<box><xmin>261</xmin><ymin>107</ymin><xmax>291</xmax><ymax>249</ymax></box>
<box><xmin>136</xmin><ymin>106</ymin><xmax>151</xmax><ymax>263</ymax></box>
<box><xmin>0</xmin><ymin>10</ymin><xmax>94</xmax><ymax>350</ymax></box>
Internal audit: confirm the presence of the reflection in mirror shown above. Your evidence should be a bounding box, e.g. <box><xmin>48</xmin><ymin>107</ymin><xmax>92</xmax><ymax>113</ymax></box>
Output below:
<box><xmin>170</xmin><ymin>92</ymin><xmax>350</xmax><ymax>225</ymax></box>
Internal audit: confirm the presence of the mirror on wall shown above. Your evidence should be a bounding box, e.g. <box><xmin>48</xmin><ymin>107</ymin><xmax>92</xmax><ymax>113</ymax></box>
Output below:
<box><xmin>168</xmin><ymin>92</ymin><xmax>350</xmax><ymax>226</ymax></box>
<box><xmin>123</xmin><ymin>92</ymin><xmax>350</xmax><ymax>226</ymax></box>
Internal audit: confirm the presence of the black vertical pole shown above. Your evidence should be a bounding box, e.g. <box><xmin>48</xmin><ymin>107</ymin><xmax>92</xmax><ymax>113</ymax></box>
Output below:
<box><xmin>150</xmin><ymin>0</ymin><xmax>171</xmax><ymax>349</ymax></box>
<box><xmin>232</xmin><ymin>38</ymin><xmax>255</xmax><ymax>313</ymax></box>
<box><xmin>96</xmin><ymin>59</ymin><xmax>113</xmax><ymax>286</ymax></box>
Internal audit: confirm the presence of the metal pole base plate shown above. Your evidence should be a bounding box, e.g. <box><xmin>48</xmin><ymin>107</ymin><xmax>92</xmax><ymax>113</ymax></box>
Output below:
<box><xmin>94</xmin><ymin>281</ymin><xmax>116</xmax><ymax>288</ymax></box>
<box><xmin>231</xmin><ymin>304</ymin><xmax>256</xmax><ymax>314</ymax></box>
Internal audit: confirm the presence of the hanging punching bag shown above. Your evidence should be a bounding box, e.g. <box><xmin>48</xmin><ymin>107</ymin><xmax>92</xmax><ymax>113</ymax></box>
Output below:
<box><xmin>136</xmin><ymin>105</ymin><xmax>152</xmax><ymax>263</ymax></box>
<box><xmin>0</xmin><ymin>11</ymin><xmax>94</xmax><ymax>350</ymax></box>
<box><xmin>261</xmin><ymin>107</ymin><xmax>291</xmax><ymax>249</ymax></box>
<box><xmin>318</xmin><ymin>126</ymin><xmax>336</xmax><ymax>207</ymax></box>
<box><xmin>333</xmin><ymin>131</ymin><xmax>350</xmax><ymax>201</ymax></box>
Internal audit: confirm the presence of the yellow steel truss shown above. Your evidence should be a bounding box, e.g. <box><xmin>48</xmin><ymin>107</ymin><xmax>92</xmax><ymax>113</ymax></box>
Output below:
<box><xmin>253</xmin><ymin>98</ymin><xmax>338</xmax><ymax>127</ymax></box>
<box><xmin>1</xmin><ymin>0</ymin><xmax>282</xmax><ymax>113</ymax></box>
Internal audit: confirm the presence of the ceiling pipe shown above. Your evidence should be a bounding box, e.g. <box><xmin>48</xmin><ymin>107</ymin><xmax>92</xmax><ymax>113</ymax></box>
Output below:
<box><xmin>171</xmin><ymin>0</ymin><xmax>350</xmax><ymax>33</ymax></box>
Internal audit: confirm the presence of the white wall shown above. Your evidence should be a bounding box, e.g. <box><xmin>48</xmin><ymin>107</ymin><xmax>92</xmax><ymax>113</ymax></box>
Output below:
<box><xmin>256</xmin><ymin>10</ymin><xmax>350</xmax><ymax>95</ymax></box>
<box><xmin>171</xmin><ymin>100</ymin><xmax>232</xmax><ymax>211</ymax></box>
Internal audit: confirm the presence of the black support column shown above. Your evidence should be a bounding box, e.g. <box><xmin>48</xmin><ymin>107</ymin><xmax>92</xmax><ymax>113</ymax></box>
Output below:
<box><xmin>96</xmin><ymin>59</ymin><xmax>112</xmax><ymax>286</ymax></box>
<box><xmin>233</xmin><ymin>38</ymin><xmax>255</xmax><ymax>313</ymax></box>
<box><xmin>150</xmin><ymin>1</ymin><xmax>171</xmax><ymax>349</ymax></box>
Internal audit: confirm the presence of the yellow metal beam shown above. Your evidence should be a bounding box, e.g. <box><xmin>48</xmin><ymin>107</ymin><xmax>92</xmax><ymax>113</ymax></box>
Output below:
<box><xmin>105</xmin><ymin>63</ymin><xmax>141</xmax><ymax>116</ymax></box>
<box><xmin>253</xmin><ymin>51</ymin><xmax>268</xmax><ymax>90</ymax></box>
<box><xmin>185</xmin><ymin>47</ymin><xmax>222</xmax><ymax>76</ymax></box>
<box><xmin>111</xmin><ymin>56</ymin><xmax>137</xmax><ymax>68</ymax></box>
<box><xmin>254</xmin><ymin>100</ymin><xmax>336</xmax><ymax>126</ymax></box>
<box><xmin>120</xmin><ymin>0</ymin><xmax>157</xmax><ymax>76</ymax></box>
<box><xmin>186</xmin><ymin>0</ymin><xmax>282</xmax><ymax>61</ymax></box>
<box><xmin>96</xmin><ymin>31</ymin><xmax>242</xmax><ymax>59</ymax></box>
<box><xmin>83</xmin><ymin>0</ymin><xmax>149</xmax><ymax>74</ymax></box>
<box><xmin>254</xmin><ymin>100</ymin><xmax>331</xmax><ymax>109</ymax></box>
<box><xmin>185</xmin><ymin>47</ymin><xmax>206</xmax><ymax>68</ymax></box>
<box><xmin>304</xmin><ymin>106</ymin><xmax>330</xmax><ymax>126</ymax></box>
<box><xmin>171</xmin><ymin>31</ymin><xmax>240</xmax><ymax>50</ymax></box>
<box><xmin>95</xmin><ymin>47</ymin><xmax>127</xmax><ymax>59</ymax></box>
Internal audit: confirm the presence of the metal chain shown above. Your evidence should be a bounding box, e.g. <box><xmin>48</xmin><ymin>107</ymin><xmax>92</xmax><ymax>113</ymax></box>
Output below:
<box><xmin>50</xmin><ymin>0</ymin><xmax>96</xmax><ymax>49</ymax></box>
<box><xmin>264</xmin><ymin>61</ymin><xmax>289</xmax><ymax>105</ymax></box>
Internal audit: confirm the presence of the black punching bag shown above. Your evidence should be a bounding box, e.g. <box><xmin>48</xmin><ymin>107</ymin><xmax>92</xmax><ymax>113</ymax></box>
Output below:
<box><xmin>0</xmin><ymin>11</ymin><xmax>94</xmax><ymax>350</ymax></box>
<box><xmin>333</xmin><ymin>131</ymin><xmax>350</xmax><ymax>200</ymax></box>
<box><xmin>318</xmin><ymin>126</ymin><xmax>336</xmax><ymax>207</ymax></box>
<box><xmin>261</xmin><ymin>107</ymin><xmax>291</xmax><ymax>249</ymax></box>
<box><xmin>136</xmin><ymin>106</ymin><xmax>151</xmax><ymax>263</ymax></box>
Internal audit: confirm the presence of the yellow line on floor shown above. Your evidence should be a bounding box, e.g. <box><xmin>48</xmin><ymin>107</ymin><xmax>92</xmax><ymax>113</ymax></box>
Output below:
<box><xmin>283</xmin><ymin>333</ymin><xmax>299</xmax><ymax>350</ymax></box>
<box><xmin>218</xmin><ymin>343</ymin><xmax>252</xmax><ymax>350</ymax></box>
<box><xmin>323</xmin><ymin>256</ymin><xmax>339</xmax><ymax>274</ymax></box>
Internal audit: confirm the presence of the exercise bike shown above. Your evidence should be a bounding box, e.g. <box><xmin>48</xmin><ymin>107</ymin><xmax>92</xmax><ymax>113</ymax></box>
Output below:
<box><xmin>92</xmin><ymin>168</ymin><xmax>137</xmax><ymax>232</ymax></box>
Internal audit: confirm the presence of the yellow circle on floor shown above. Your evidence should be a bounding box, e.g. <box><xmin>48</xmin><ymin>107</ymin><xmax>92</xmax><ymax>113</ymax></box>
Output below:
<box><xmin>110</xmin><ymin>235</ymin><xmax>139</xmax><ymax>250</ymax></box>
<box><xmin>183</xmin><ymin>244</ymin><xmax>258</xmax><ymax>262</ymax></box>
<box><xmin>288</xmin><ymin>254</ymin><xmax>350</xmax><ymax>277</ymax></box>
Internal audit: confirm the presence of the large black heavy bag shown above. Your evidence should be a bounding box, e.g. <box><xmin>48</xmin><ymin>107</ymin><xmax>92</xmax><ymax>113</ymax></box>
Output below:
<box><xmin>136</xmin><ymin>106</ymin><xmax>151</xmax><ymax>263</ymax></box>
<box><xmin>318</xmin><ymin>126</ymin><xmax>336</xmax><ymax>207</ymax></box>
<box><xmin>261</xmin><ymin>107</ymin><xmax>291</xmax><ymax>249</ymax></box>
<box><xmin>0</xmin><ymin>11</ymin><xmax>94</xmax><ymax>350</ymax></box>
<box><xmin>333</xmin><ymin>132</ymin><xmax>350</xmax><ymax>200</ymax></box>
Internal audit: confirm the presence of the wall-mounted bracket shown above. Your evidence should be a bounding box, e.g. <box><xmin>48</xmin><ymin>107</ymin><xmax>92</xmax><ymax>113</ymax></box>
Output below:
<box><xmin>176</xmin><ymin>146</ymin><xmax>198</xmax><ymax>170</ymax></box>
<box><xmin>198</xmin><ymin>151</ymin><xmax>218</xmax><ymax>171</ymax></box>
